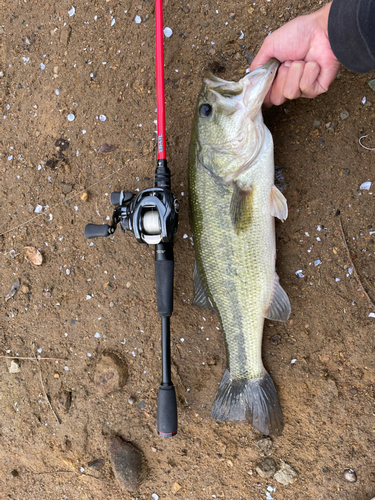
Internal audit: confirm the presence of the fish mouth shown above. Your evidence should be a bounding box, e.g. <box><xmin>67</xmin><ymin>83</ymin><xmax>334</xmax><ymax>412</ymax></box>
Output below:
<box><xmin>204</xmin><ymin>59</ymin><xmax>279</xmax><ymax>113</ymax></box>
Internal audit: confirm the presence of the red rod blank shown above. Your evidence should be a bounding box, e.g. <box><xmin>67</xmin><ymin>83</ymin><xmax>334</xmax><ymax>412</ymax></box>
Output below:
<box><xmin>155</xmin><ymin>0</ymin><xmax>166</xmax><ymax>160</ymax></box>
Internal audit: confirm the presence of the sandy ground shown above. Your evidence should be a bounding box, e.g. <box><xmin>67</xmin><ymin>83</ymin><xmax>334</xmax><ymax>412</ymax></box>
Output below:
<box><xmin>1</xmin><ymin>0</ymin><xmax>375</xmax><ymax>499</ymax></box>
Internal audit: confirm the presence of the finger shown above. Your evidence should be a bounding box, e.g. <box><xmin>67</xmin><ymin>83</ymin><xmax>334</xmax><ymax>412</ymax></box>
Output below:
<box><xmin>250</xmin><ymin>37</ymin><xmax>274</xmax><ymax>71</ymax></box>
<box><xmin>300</xmin><ymin>61</ymin><xmax>322</xmax><ymax>98</ymax></box>
<box><xmin>267</xmin><ymin>64</ymin><xmax>290</xmax><ymax>106</ymax></box>
<box><xmin>282</xmin><ymin>61</ymin><xmax>305</xmax><ymax>100</ymax></box>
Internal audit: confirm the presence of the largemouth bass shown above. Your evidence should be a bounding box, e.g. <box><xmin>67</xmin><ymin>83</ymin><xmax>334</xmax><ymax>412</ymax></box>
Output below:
<box><xmin>188</xmin><ymin>60</ymin><xmax>290</xmax><ymax>436</ymax></box>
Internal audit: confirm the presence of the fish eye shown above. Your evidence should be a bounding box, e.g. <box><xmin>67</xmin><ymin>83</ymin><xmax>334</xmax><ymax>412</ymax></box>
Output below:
<box><xmin>199</xmin><ymin>103</ymin><xmax>212</xmax><ymax>118</ymax></box>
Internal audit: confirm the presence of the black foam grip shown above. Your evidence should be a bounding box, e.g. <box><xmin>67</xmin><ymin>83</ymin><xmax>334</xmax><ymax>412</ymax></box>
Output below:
<box><xmin>157</xmin><ymin>384</ymin><xmax>177</xmax><ymax>437</ymax></box>
<box><xmin>155</xmin><ymin>260</ymin><xmax>174</xmax><ymax>317</ymax></box>
<box><xmin>84</xmin><ymin>224</ymin><xmax>110</xmax><ymax>239</ymax></box>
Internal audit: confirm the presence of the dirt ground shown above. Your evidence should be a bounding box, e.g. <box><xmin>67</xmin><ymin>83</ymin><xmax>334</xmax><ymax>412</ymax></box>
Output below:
<box><xmin>1</xmin><ymin>0</ymin><xmax>375</xmax><ymax>499</ymax></box>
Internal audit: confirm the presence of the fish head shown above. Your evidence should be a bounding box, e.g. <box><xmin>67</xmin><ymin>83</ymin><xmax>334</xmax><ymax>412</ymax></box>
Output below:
<box><xmin>192</xmin><ymin>59</ymin><xmax>279</xmax><ymax>183</ymax></box>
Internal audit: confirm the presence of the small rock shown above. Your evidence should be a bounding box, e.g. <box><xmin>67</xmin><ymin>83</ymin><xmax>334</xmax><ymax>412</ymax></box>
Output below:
<box><xmin>43</xmin><ymin>291</ymin><xmax>52</xmax><ymax>298</ymax></box>
<box><xmin>23</xmin><ymin>246</ymin><xmax>43</xmax><ymax>266</ymax></box>
<box><xmin>80</xmin><ymin>191</ymin><xmax>88</xmax><ymax>201</ymax></box>
<box><xmin>94</xmin><ymin>353</ymin><xmax>128</xmax><ymax>396</ymax></box>
<box><xmin>270</xmin><ymin>335</ymin><xmax>280</xmax><ymax>345</ymax></box>
<box><xmin>256</xmin><ymin>437</ymin><xmax>273</xmax><ymax>456</ymax></box>
<box><xmin>229</xmin><ymin>12</ymin><xmax>236</xmax><ymax>19</ymax></box>
<box><xmin>10</xmin><ymin>469</ymin><xmax>19</xmax><ymax>478</ymax></box>
<box><xmin>128</xmin><ymin>396</ymin><xmax>136</xmax><ymax>405</ymax></box>
<box><xmin>340</xmin><ymin>109</ymin><xmax>350</xmax><ymax>120</ymax></box>
<box><xmin>255</xmin><ymin>458</ymin><xmax>276</xmax><ymax>479</ymax></box>
<box><xmin>348</xmin><ymin>388</ymin><xmax>357</xmax><ymax>395</ymax></box>
<box><xmin>9</xmin><ymin>360</ymin><xmax>21</xmax><ymax>374</ymax></box>
<box><xmin>182</xmin><ymin>6</ymin><xmax>190</xmax><ymax>13</ymax></box>
<box><xmin>60</xmin><ymin>182</ymin><xmax>73</xmax><ymax>194</ymax></box>
<box><xmin>106</xmin><ymin>437</ymin><xmax>147</xmax><ymax>492</ymax></box>
<box><xmin>368</xmin><ymin>79</ymin><xmax>375</xmax><ymax>92</ymax></box>
<box><xmin>343</xmin><ymin>468</ymin><xmax>357</xmax><ymax>482</ymax></box>
<box><xmin>313</xmin><ymin>119</ymin><xmax>321</xmax><ymax>128</ymax></box>
<box><xmin>138</xmin><ymin>401</ymin><xmax>145</xmax><ymax>409</ymax></box>
<box><xmin>171</xmin><ymin>482</ymin><xmax>182</xmax><ymax>494</ymax></box>
<box><xmin>21</xmin><ymin>285</ymin><xmax>30</xmax><ymax>294</ymax></box>
<box><xmin>274</xmin><ymin>460</ymin><xmax>298</xmax><ymax>485</ymax></box>
<box><xmin>87</xmin><ymin>458</ymin><xmax>105</xmax><ymax>471</ymax></box>
<box><xmin>54</xmin><ymin>372</ymin><xmax>60</xmax><ymax>378</ymax></box>
<box><xmin>104</xmin><ymin>282</ymin><xmax>116</xmax><ymax>292</ymax></box>
<box><xmin>5</xmin><ymin>279</ymin><xmax>20</xmax><ymax>302</ymax></box>
<box><xmin>36</xmin><ymin>131</ymin><xmax>41</xmax><ymax>137</ymax></box>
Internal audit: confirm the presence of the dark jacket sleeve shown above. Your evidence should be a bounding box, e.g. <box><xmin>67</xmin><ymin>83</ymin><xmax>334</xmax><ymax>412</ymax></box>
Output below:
<box><xmin>328</xmin><ymin>0</ymin><xmax>375</xmax><ymax>73</ymax></box>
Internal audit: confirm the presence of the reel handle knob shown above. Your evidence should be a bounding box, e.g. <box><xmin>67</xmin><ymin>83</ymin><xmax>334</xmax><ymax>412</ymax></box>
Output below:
<box><xmin>84</xmin><ymin>224</ymin><xmax>112</xmax><ymax>239</ymax></box>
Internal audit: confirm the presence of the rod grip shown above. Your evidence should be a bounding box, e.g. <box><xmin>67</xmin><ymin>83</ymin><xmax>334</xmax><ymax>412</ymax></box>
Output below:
<box><xmin>84</xmin><ymin>224</ymin><xmax>111</xmax><ymax>239</ymax></box>
<box><xmin>155</xmin><ymin>259</ymin><xmax>174</xmax><ymax>317</ymax></box>
<box><xmin>157</xmin><ymin>384</ymin><xmax>177</xmax><ymax>437</ymax></box>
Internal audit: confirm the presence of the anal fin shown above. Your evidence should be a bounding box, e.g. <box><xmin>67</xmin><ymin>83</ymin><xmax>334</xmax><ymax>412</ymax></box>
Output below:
<box><xmin>193</xmin><ymin>262</ymin><xmax>214</xmax><ymax>309</ymax></box>
<box><xmin>270</xmin><ymin>185</ymin><xmax>288</xmax><ymax>222</ymax></box>
<box><xmin>265</xmin><ymin>274</ymin><xmax>291</xmax><ymax>322</ymax></box>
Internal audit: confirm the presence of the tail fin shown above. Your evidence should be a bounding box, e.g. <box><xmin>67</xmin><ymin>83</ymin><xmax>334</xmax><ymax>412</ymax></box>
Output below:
<box><xmin>211</xmin><ymin>369</ymin><xmax>284</xmax><ymax>436</ymax></box>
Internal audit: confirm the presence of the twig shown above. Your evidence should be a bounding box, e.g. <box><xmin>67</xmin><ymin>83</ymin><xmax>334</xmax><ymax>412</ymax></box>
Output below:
<box><xmin>0</xmin><ymin>355</ymin><xmax>67</xmax><ymax>361</ymax></box>
<box><xmin>338</xmin><ymin>217</ymin><xmax>375</xmax><ymax>308</ymax></box>
<box><xmin>32</xmin><ymin>345</ymin><xmax>61</xmax><ymax>424</ymax></box>
<box><xmin>34</xmin><ymin>470</ymin><xmax>75</xmax><ymax>475</ymax></box>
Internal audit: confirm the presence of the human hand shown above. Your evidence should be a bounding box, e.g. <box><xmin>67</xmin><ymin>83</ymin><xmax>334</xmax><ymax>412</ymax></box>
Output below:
<box><xmin>250</xmin><ymin>3</ymin><xmax>341</xmax><ymax>106</ymax></box>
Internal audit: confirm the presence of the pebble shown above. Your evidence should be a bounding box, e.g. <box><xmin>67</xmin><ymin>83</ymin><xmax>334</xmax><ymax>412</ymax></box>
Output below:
<box><xmin>67</xmin><ymin>113</ymin><xmax>75</xmax><ymax>122</ymax></box>
<box><xmin>340</xmin><ymin>109</ymin><xmax>350</xmax><ymax>120</ymax></box>
<box><xmin>8</xmin><ymin>360</ymin><xmax>21</xmax><ymax>374</ymax></box>
<box><xmin>60</xmin><ymin>182</ymin><xmax>73</xmax><ymax>194</ymax></box>
<box><xmin>171</xmin><ymin>482</ymin><xmax>182</xmax><ymax>494</ymax></box>
<box><xmin>128</xmin><ymin>396</ymin><xmax>136</xmax><ymax>404</ymax></box>
<box><xmin>255</xmin><ymin>458</ymin><xmax>276</xmax><ymax>479</ymax></box>
<box><xmin>343</xmin><ymin>468</ymin><xmax>357</xmax><ymax>482</ymax></box>
<box><xmin>135</xmin><ymin>15</ymin><xmax>142</xmax><ymax>23</ymax></box>
<box><xmin>164</xmin><ymin>27</ymin><xmax>173</xmax><ymax>37</ymax></box>
<box><xmin>368</xmin><ymin>79</ymin><xmax>375</xmax><ymax>92</ymax></box>
<box><xmin>81</xmin><ymin>191</ymin><xmax>88</xmax><ymax>201</ymax></box>
<box><xmin>10</xmin><ymin>469</ymin><xmax>19</xmax><ymax>478</ymax></box>
<box><xmin>313</xmin><ymin>119</ymin><xmax>321</xmax><ymax>128</ymax></box>
<box><xmin>274</xmin><ymin>461</ymin><xmax>298</xmax><ymax>485</ymax></box>
<box><xmin>94</xmin><ymin>353</ymin><xmax>128</xmax><ymax>396</ymax></box>
<box><xmin>256</xmin><ymin>437</ymin><xmax>273</xmax><ymax>456</ymax></box>
<box><xmin>5</xmin><ymin>279</ymin><xmax>20</xmax><ymax>302</ymax></box>
<box><xmin>99</xmin><ymin>114</ymin><xmax>106</xmax><ymax>122</ymax></box>
<box><xmin>106</xmin><ymin>437</ymin><xmax>147</xmax><ymax>492</ymax></box>
<box><xmin>21</xmin><ymin>285</ymin><xmax>30</xmax><ymax>294</ymax></box>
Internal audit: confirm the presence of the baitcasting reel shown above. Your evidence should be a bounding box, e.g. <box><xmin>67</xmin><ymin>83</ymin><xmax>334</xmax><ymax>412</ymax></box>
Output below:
<box><xmin>84</xmin><ymin>164</ymin><xmax>179</xmax><ymax>245</ymax></box>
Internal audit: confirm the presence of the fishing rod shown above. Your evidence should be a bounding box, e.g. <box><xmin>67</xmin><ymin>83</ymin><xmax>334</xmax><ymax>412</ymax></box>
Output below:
<box><xmin>84</xmin><ymin>0</ymin><xmax>179</xmax><ymax>437</ymax></box>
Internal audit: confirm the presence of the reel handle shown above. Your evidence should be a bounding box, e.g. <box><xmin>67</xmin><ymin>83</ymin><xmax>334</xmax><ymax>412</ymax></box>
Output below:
<box><xmin>84</xmin><ymin>223</ymin><xmax>113</xmax><ymax>239</ymax></box>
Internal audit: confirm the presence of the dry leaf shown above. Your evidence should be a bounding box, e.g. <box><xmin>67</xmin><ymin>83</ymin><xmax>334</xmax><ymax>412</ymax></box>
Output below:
<box><xmin>5</xmin><ymin>279</ymin><xmax>20</xmax><ymax>302</ymax></box>
<box><xmin>99</xmin><ymin>143</ymin><xmax>116</xmax><ymax>152</ymax></box>
<box><xmin>23</xmin><ymin>246</ymin><xmax>43</xmax><ymax>266</ymax></box>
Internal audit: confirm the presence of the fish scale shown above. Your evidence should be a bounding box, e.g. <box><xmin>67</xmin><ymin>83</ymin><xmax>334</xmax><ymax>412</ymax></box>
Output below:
<box><xmin>188</xmin><ymin>59</ymin><xmax>290</xmax><ymax>436</ymax></box>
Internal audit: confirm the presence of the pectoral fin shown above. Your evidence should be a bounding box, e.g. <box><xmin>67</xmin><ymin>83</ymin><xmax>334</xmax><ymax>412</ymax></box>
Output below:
<box><xmin>230</xmin><ymin>184</ymin><xmax>253</xmax><ymax>232</ymax></box>
<box><xmin>270</xmin><ymin>185</ymin><xmax>288</xmax><ymax>222</ymax></box>
<box><xmin>193</xmin><ymin>262</ymin><xmax>214</xmax><ymax>310</ymax></box>
<box><xmin>265</xmin><ymin>274</ymin><xmax>291</xmax><ymax>322</ymax></box>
